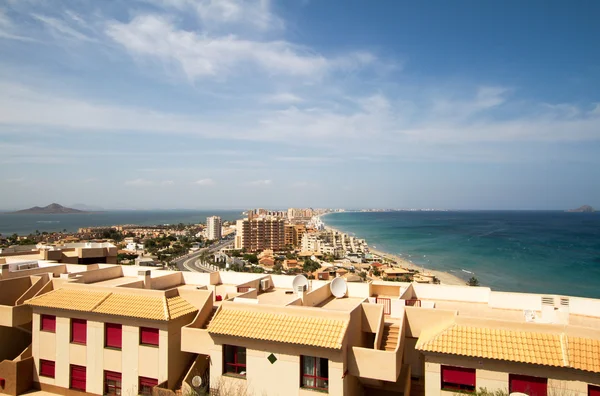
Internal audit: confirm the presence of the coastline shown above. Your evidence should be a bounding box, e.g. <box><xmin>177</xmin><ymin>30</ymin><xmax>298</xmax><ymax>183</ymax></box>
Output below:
<box><xmin>321</xmin><ymin>213</ymin><xmax>466</xmax><ymax>286</ymax></box>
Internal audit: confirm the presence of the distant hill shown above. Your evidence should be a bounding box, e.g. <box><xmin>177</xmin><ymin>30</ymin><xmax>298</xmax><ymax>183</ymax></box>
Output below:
<box><xmin>11</xmin><ymin>203</ymin><xmax>90</xmax><ymax>214</ymax></box>
<box><xmin>70</xmin><ymin>203</ymin><xmax>105</xmax><ymax>211</ymax></box>
<box><xmin>566</xmin><ymin>205</ymin><xmax>596</xmax><ymax>213</ymax></box>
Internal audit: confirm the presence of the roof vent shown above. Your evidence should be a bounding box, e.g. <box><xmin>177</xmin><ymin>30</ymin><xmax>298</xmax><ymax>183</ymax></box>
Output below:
<box><xmin>541</xmin><ymin>296</ymin><xmax>554</xmax><ymax>306</ymax></box>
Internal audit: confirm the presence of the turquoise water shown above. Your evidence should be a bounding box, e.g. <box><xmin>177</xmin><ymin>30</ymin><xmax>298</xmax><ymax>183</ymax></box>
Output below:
<box><xmin>323</xmin><ymin>211</ymin><xmax>600</xmax><ymax>298</ymax></box>
<box><xmin>0</xmin><ymin>210</ymin><xmax>243</xmax><ymax>235</ymax></box>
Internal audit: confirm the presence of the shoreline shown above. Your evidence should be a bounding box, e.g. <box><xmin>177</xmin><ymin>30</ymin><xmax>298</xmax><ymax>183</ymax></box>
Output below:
<box><xmin>321</xmin><ymin>214</ymin><xmax>466</xmax><ymax>286</ymax></box>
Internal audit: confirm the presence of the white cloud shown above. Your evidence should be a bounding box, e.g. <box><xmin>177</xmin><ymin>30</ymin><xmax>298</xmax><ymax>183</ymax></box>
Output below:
<box><xmin>32</xmin><ymin>14</ymin><xmax>96</xmax><ymax>42</ymax></box>
<box><xmin>263</xmin><ymin>93</ymin><xmax>303</xmax><ymax>104</ymax></box>
<box><xmin>192</xmin><ymin>178</ymin><xmax>215</xmax><ymax>186</ymax></box>
<box><xmin>105</xmin><ymin>15</ymin><xmax>373</xmax><ymax>81</ymax></box>
<box><xmin>245</xmin><ymin>179</ymin><xmax>272</xmax><ymax>186</ymax></box>
<box><xmin>147</xmin><ymin>0</ymin><xmax>283</xmax><ymax>31</ymax></box>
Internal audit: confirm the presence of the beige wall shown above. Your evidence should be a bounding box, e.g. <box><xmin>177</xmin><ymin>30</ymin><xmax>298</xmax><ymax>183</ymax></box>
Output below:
<box><xmin>423</xmin><ymin>353</ymin><xmax>600</xmax><ymax>396</ymax></box>
<box><xmin>31</xmin><ymin>309</ymin><xmax>179</xmax><ymax>395</ymax></box>
<box><xmin>208</xmin><ymin>336</ymin><xmax>347</xmax><ymax>396</ymax></box>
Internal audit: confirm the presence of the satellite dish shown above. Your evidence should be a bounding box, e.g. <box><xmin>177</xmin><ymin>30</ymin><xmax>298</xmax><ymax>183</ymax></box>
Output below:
<box><xmin>330</xmin><ymin>277</ymin><xmax>347</xmax><ymax>298</ymax></box>
<box><xmin>292</xmin><ymin>275</ymin><xmax>309</xmax><ymax>290</ymax></box>
<box><xmin>191</xmin><ymin>376</ymin><xmax>203</xmax><ymax>388</ymax></box>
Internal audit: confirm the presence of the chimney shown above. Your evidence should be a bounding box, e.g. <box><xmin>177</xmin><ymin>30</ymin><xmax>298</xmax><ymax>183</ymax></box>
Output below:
<box><xmin>0</xmin><ymin>263</ymin><xmax>9</xmax><ymax>277</ymax></box>
<box><xmin>138</xmin><ymin>270</ymin><xmax>152</xmax><ymax>289</ymax></box>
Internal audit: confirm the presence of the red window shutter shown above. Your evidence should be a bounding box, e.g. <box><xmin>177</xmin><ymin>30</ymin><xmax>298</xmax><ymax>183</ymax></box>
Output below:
<box><xmin>71</xmin><ymin>319</ymin><xmax>87</xmax><ymax>344</ymax></box>
<box><xmin>41</xmin><ymin>315</ymin><xmax>56</xmax><ymax>332</ymax></box>
<box><xmin>140</xmin><ymin>327</ymin><xmax>159</xmax><ymax>346</ymax></box>
<box><xmin>105</xmin><ymin>323</ymin><xmax>122</xmax><ymax>349</ymax></box>
<box><xmin>140</xmin><ymin>377</ymin><xmax>158</xmax><ymax>387</ymax></box>
<box><xmin>590</xmin><ymin>386</ymin><xmax>600</xmax><ymax>396</ymax></box>
<box><xmin>442</xmin><ymin>366</ymin><xmax>476</xmax><ymax>387</ymax></box>
<box><xmin>510</xmin><ymin>374</ymin><xmax>548</xmax><ymax>396</ymax></box>
<box><xmin>105</xmin><ymin>371</ymin><xmax>121</xmax><ymax>382</ymax></box>
<box><xmin>70</xmin><ymin>365</ymin><xmax>86</xmax><ymax>391</ymax></box>
<box><xmin>40</xmin><ymin>360</ymin><xmax>55</xmax><ymax>378</ymax></box>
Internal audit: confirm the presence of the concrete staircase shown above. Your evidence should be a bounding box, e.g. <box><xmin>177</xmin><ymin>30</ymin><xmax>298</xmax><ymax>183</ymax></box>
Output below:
<box><xmin>201</xmin><ymin>307</ymin><xmax>218</xmax><ymax>329</ymax></box>
<box><xmin>381</xmin><ymin>323</ymin><xmax>400</xmax><ymax>351</ymax></box>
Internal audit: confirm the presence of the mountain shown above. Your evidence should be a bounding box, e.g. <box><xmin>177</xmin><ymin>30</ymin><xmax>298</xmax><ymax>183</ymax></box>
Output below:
<box><xmin>11</xmin><ymin>203</ymin><xmax>90</xmax><ymax>214</ymax></box>
<box><xmin>566</xmin><ymin>205</ymin><xmax>596</xmax><ymax>213</ymax></box>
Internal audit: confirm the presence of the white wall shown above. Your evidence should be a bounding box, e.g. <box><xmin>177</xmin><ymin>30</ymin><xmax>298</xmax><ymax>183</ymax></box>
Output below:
<box><xmin>489</xmin><ymin>291</ymin><xmax>542</xmax><ymax>311</ymax></box>
<box><xmin>414</xmin><ymin>284</ymin><xmax>490</xmax><ymax>303</ymax></box>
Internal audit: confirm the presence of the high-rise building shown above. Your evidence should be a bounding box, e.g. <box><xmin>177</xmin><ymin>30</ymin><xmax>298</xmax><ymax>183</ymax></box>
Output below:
<box><xmin>236</xmin><ymin>217</ymin><xmax>284</xmax><ymax>252</ymax></box>
<box><xmin>206</xmin><ymin>216</ymin><xmax>222</xmax><ymax>241</ymax></box>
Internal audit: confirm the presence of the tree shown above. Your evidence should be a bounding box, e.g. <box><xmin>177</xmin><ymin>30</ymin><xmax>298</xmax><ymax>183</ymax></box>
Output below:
<box><xmin>372</xmin><ymin>268</ymin><xmax>381</xmax><ymax>277</ymax></box>
<box><xmin>467</xmin><ymin>276</ymin><xmax>480</xmax><ymax>287</ymax></box>
<box><xmin>243</xmin><ymin>254</ymin><xmax>258</xmax><ymax>264</ymax></box>
<box><xmin>302</xmin><ymin>258</ymin><xmax>321</xmax><ymax>273</ymax></box>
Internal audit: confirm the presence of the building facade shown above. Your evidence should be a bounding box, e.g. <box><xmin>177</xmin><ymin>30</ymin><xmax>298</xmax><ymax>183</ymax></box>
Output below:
<box><xmin>206</xmin><ymin>216</ymin><xmax>222</xmax><ymax>241</ymax></box>
<box><xmin>236</xmin><ymin>217</ymin><xmax>285</xmax><ymax>252</ymax></box>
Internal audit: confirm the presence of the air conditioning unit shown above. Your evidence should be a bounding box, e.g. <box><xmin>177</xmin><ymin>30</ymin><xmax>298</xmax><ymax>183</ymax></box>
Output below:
<box><xmin>260</xmin><ymin>279</ymin><xmax>271</xmax><ymax>291</ymax></box>
<box><xmin>296</xmin><ymin>284</ymin><xmax>307</xmax><ymax>293</ymax></box>
<box><xmin>541</xmin><ymin>296</ymin><xmax>554</xmax><ymax>306</ymax></box>
<box><xmin>560</xmin><ymin>297</ymin><xmax>570</xmax><ymax>307</ymax></box>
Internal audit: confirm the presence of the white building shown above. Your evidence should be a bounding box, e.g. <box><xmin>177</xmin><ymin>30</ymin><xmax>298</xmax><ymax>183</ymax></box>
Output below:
<box><xmin>206</xmin><ymin>216</ymin><xmax>222</xmax><ymax>241</ymax></box>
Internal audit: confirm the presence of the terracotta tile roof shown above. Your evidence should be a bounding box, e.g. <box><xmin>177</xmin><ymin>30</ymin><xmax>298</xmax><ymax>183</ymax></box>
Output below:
<box><xmin>417</xmin><ymin>325</ymin><xmax>564</xmax><ymax>368</ymax></box>
<box><xmin>568</xmin><ymin>336</ymin><xmax>600</xmax><ymax>373</ymax></box>
<box><xmin>26</xmin><ymin>288</ymin><xmax>197</xmax><ymax>322</ymax></box>
<box><xmin>417</xmin><ymin>325</ymin><xmax>600</xmax><ymax>374</ymax></box>
<box><xmin>24</xmin><ymin>288</ymin><xmax>110</xmax><ymax>312</ymax></box>
<box><xmin>208</xmin><ymin>307</ymin><xmax>349</xmax><ymax>349</ymax></box>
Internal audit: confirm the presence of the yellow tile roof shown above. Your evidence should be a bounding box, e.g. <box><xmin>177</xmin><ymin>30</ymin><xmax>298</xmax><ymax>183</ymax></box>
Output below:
<box><xmin>208</xmin><ymin>307</ymin><xmax>349</xmax><ymax>349</ymax></box>
<box><xmin>568</xmin><ymin>336</ymin><xmax>600</xmax><ymax>373</ymax></box>
<box><xmin>417</xmin><ymin>325</ymin><xmax>565</xmax><ymax>368</ymax></box>
<box><xmin>417</xmin><ymin>325</ymin><xmax>600</xmax><ymax>374</ymax></box>
<box><xmin>26</xmin><ymin>288</ymin><xmax>197</xmax><ymax>322</ymax></box>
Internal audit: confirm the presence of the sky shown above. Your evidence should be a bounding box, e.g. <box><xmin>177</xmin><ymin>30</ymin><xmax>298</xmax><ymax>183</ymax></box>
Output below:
<box><xmin>1</xmin><ymin>0</ymin><xmax>599</xmax><ymax>210</ymax></box>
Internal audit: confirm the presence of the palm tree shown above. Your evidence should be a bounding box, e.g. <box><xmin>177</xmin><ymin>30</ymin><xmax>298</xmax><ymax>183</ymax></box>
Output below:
<box><xmin>467</xmin><ymin>276</ymin><xmax>480</xmax><ymax>287</ymax></box>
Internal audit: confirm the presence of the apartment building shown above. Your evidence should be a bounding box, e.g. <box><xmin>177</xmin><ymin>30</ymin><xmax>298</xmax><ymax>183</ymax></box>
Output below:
<box><xmin>236</xmin><ymin>217</ymin><xmax>285</xmax><ymax>252</ymax></box>
<box><xmin>0</xmin><ymin>263</ymin><xmax>599</xmax><ymax>396</ymax></box>
<box><xmin>206</xmin><ymin>216</ymin><xmax>222</xmax><ymax>241</ymax></box>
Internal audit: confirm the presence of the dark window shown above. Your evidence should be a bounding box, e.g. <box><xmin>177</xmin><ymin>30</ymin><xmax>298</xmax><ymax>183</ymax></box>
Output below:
<box><xmin>104</xmin><ymin>371</ymin><xmax>122</xmax><ymax>396</ymax></box>
<box><xmin>105</xmin><ymin>323</ymin><xmax>122</xmax><ymax>349</ymax></box>
<box><xmin>140</xmin><ymin>327</ymin><xmax>159</xmax><ymax>346</ymax></box>
<box><xmin>590</xmin><ymin>385</ymin><xmax>600</xmax><ymax>396</ymax></box>
<box><xmin>139</xmin><ymin>377</ymin><xmax>158</xmax><ymax>396</ymax></box>
<box><xmin>70</xmin><ymin>365</ymin><xmax>86</xmax><ymax>391</ymax></box>
<box><xmin>301</xmin><ymin>356</ymin><xmax>328</xmax><ymax>391</ymax></box>
<box><xmin>41</xmin><ymin>315</ymin><xmax>56</xmax><ymax>332</ymax></box>
<box><xmin>509</xmin><ymin>374</ymin><xmax>548</xmax><ymax>396</ymax></box>
<box><xmin>441</xmin><ymin>365</ymin><xmax>476</xmax><ymax>392</ymax></box>
<box><xmin>223</xmin><ymin>345</ymin><xmax>246</xmax><ymax>376</ymax></box>
<box><xmin>39</xmin><ymin>360</ymin><xmax>55</xmax><ymax>378</ymax></box>
<box><xmin>71</xmin><ymin>319</ymin><xmax>87</xmax><ymax>344</ymax></box>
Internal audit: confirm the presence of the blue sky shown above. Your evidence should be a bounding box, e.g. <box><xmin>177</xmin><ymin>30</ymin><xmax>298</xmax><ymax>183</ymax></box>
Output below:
<box><xmin>1</xmin><ymin>0</ymin><xmax>599</xmax><ymax>210</ymax></box>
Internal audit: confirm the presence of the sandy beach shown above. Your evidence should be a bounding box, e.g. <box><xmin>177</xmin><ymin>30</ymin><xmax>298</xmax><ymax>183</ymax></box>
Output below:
<box><xmin>323</xmin><ymin>222</ymin><xmax>466</xmax><ymax>286</ymax></box>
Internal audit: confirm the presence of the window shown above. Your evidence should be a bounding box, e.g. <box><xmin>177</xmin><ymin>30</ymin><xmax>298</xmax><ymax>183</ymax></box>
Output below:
<box><xmin>140</xmin><ymin>327</ymin><xmax>159</xmax><ymax>346</ymax></box>
<box><xmin>223</xmin><ymin>345</ymin><xmax>246</xmax><ymax>376</ymax></box>
<box><xmin>105</xmin><ymin>323</ymin><xmax>122</xmax><ymax>349</ymax></box>
<box><xmin>301</xmin><ymin>356</ymin><xmax>328</xmax><ymax>391</ymax></box>
<box><xmin>70</xmin><ymin>365</ymin><xmax>86</xmax><ymax>391</ymax></box>
<box><xmin>39</xmin><ymin>360</ymin><xmax>55</xmax><ymax>378</ymax></box>
<box><xmin>40</xmin><ymin>314</ymin><xmax>56</xmax><ymax>332</ymax></box>
<box><xmin>104</xmin><ymin>371</ymin><xmax>122</xmax><ymax>396</ymax></box>
<box><xmin>139</xmin><ymin>377</ymin><xmax>158</xmax><ymax>396</ymax></box>
<box><xmin>590</xmin><ymin>386</ymin><xmax>600</xmax><ymax>396</ymax></box>
<box><xmin>71</xmin><ymin>319</ymin><xmax>87</xmax><ymax>344</ymax></box>
<box><xmin>441</xmin><ymin>366</ymin><xmax>476</xmax><ymax>392</ymax></box>
<box><xmin>509</xmin><ymin>374</ymin><xmax>547</xmax><ymax>396</ymax></box>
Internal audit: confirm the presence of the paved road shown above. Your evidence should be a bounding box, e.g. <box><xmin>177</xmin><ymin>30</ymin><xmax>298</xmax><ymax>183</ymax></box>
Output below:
<box><xmin>172</xmin><ymin>240</ymin><xmax>233</xmax><ymax>273</ymax></box>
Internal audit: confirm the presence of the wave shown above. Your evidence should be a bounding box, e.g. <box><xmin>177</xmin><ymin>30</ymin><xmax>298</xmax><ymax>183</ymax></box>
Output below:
<box><xmin>461</xmin><ymin>269</ymin><xmax>474</xmax><ymax>274</ymax></box>
<box><xmin>36</xmin><ymin>221</ymin><xmax>60</xmax><ymax>223</ymax></box>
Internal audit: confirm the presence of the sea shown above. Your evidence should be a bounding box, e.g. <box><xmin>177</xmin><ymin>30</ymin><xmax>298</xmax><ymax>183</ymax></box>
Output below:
<box><xmin>323</xmin><ymin>211</ymin><xmax>600</xmax><ymax>299</ymax></box>
<box><xmin>0</xmin><ymin>210</ymin><xmax>243</xmax><ymax>236</ymax></box>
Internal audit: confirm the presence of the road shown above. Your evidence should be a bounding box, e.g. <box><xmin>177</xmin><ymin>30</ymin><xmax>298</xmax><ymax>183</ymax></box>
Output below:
<box><xmin>172</xmin><ymin>239</ymin><xmax>233</xmax><ymax>273</ymax></box>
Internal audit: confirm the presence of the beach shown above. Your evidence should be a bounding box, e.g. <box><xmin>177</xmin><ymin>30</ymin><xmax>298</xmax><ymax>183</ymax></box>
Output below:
<box><xmin>323</xmin><ymin>223</ymin><xmax>466</xmax><ymax>286</ymax></box>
